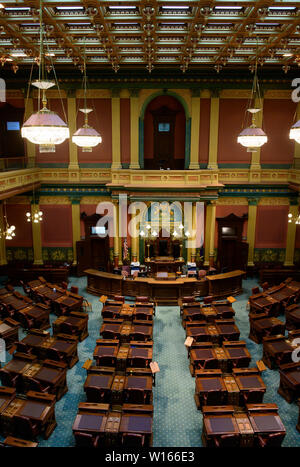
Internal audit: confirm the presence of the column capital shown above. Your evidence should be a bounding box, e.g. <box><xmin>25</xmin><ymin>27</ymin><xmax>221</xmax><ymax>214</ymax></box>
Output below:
<box><xmin>66</xmin><ymin>89</ymin><xmax>77</xmax><ymax>98</ymax></box>
<box><xmin>69</xmin><ymin>196</ymin><xmax>81</xmax><ymax>205</ymax></box>
<box><xmin>129</xmin><ymin>88</ymin><xmax>140</xmax><ymax>98</ymax></box>
<box><xmin>289</xmin><ymin>197</ymin><xmax>299</xmax><ymax>206</ymax></box>
<box><xmin>247</xmin><ymin>197</ymin><xmax>260</xmax><ymax>206</ymax></box>
<box><xmin>190</xmin><ymin>88</ymin><xmax>201</xmax><ymax>98</ymax></box>
<box><xmin>210</xmin><ymin>88</ymin><xmax>221</xmax><ymax>98</ymax></box>
<box><xmin>111</xmin><ymin>88</ymin><xmax>121</xmax><ymax>98</ymax></box>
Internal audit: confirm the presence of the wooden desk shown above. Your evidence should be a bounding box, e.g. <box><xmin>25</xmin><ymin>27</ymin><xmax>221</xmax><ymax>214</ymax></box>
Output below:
<box><xmin>119</xmin><ymin>413</ymin><xmax>152</xmax><ymax>446</ymax></box>
<box><xmin>233</xmin><ymin>369</ymin><xmax>266</xmax><ymax>405</ymax></box>
<box><xmin>16</xmin><ymin>304</ymin><xmax>50</xmax><ymax>331</ymax></box>
<box><xmin>206</xmin><ymin>270</ymin><xmax>245</xmax><ymax>299</ymax></box>
<box><xmin>85</xmin><ymin>269</ymin><xmax>245</xmax><ymax>304</ymax></box>
<box><xmin>249</xmin><ymin>313</ymin><xmax>285</xmax><ymax>344</ymax></box>
<box><xmin>94</xmin><ymin>345</ymin><xmax>119</xmax><ymax>367</ymax></box>
<box><xmin>52</xmin><ymin>312</ymin><xmax>89</xmax><ymax>342</ymax></box>
<box><xmin>0</xmin><ymin>318</ymin><xmax>19</xmax><ymax>349</ymax></box>
<box><xmin>278</xmin><ymin>362</ymin><xmax>300</xmax><ymax>403</ymax></box>
<box><xmin>54</xmin><ymin>294</ymin><xmax>83</xmax><ymax>316</ymax></box>
<box><xmin>3</xmin><ymin>436</ymin><xmax>38</xmax><ymax>447</ymax></box>
<box><xmin>123</xmin><ymin>375</ymin><xmax>153</xmax><ymax>405</ymax></box>
<box><xmin>223</xmin><ymin>342</ymin><xmax>251</xmax><ymax>372</ymax></box>
<box><xmin>249</xmin><ymin>293</ymin><xmax>280</xmax><ymax>317</ymax></box>
<box><xmin>84</xmin><ymin>374</ymin><xmax>114</xmax><ymax>403</ymax></box>
<box><xmin>6</xmin><ymin>267</ymin><xmax>69</xmax><ymax>286</ymax></box>
<box><xmin>262</xmin><ymin>335</ymin><xmax>294</xmax><ymax>369</ymax></box>
<box><xmin>0</xmin><ymin>391</ymin><xmax>57</xmax><ymax>440</ymax></box>
<box><xmin>246</xmin><ymin>403</ymin><xmax>286</xmax><ymax>447</ymax></box>
<box><xmin>285</xmin><ymin>304</ymin><xmax>300</xmax><ymax>331</ymax></box>
<box><xmin>202</xmin><ymin>406</ymin><xmax>241</xmax><ymax>447</ymax></box>
<box><xmin>72</xmin><ymin>412</ymin><xmax>107</xmax><ymax>435</ymax></box>
<box><xmin>18</xmin><ymin>331</ymin><xmax>79</xmax><ymax>369</ymax></box>
<box><xmin>265</xmin><ymin>284</ymin><xmax>298</xmax><ymax>312</ymax></box>
<box><xmin>195</xmin><ymin>370</ymin><xmax>227</xmax><ymax>409</ymax></box>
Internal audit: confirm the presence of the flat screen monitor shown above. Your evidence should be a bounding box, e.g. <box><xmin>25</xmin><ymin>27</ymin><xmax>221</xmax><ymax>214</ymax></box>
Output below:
<box><xmin>7</xmin><ymin>121</ymin><xmax>20</xmax><ymax>131</ymax></box>
<box><xmin>91</xmin><ymin>226</ymin><xmax>106</xmax><ymax>235</ymax></box>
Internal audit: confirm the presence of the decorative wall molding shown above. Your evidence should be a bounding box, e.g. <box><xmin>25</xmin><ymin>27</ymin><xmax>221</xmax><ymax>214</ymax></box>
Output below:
<box><xmin>216</xmin><ymin>197</ymin><xmax>248</xmax><ymax>205</ymax></box>
<box><xmin>258</xmin><ymin>197</ymin><xmax>290</xmax><ymax>206</ymax></box>
<box><xmin>39</xmin><ymin>196</ymin><xmax>71</xmax><ymax>205</ymax></box>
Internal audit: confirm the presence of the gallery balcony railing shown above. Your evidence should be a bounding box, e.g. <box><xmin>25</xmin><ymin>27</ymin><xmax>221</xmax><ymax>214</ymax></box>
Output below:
<box><xmin>0</xmin><ymin>157</ymin><xmax>30</xmax><ymax>172</ymax></box>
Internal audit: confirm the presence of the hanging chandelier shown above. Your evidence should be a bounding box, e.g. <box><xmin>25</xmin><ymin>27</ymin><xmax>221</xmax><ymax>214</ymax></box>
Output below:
<box><xmin>72</xmin><ymin>48</ymin><xmax>102</xmax><ymax>152</ymax></box>
<box><xmin>288</xmin><ymin>212</ymin><xmax>300</xmax><ymax>225</ymax></box>
<box><xmin>289</xmin><ymin>120</ymin><xmax>300</xmax><ymax>144</ymax></box>
<box><xmin>21</xmin><ymin>0</ymin><xmax>69</xmax><ymax>153</ymax></box>
<box><xmin>1</xmin><ymin>203</ymin><xmax>16</xmax><ymax>240</ymax></box>
<box><xmin>237</xmin><ymin>50</ymin><xmax>268</xmax><ymax>152</ymax></box>
<box><xmin>26</xmin><ymin>208</ymin><xmax>43</xmax><ymax>224</ymax></box>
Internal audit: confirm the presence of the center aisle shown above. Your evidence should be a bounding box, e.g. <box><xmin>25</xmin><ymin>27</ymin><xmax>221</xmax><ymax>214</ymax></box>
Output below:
<box><xmin>153</xmin><ymin>305</ymin><xmax>202</xmax><ymax>447</ymax></box>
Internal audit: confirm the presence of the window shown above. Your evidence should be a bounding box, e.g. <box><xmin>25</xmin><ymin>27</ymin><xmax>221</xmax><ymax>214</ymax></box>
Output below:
<box><xmin>6</xmin><ymin>121</ymin><xmax>20</xmax><ymax>131</ymax></box>
<box><xmin>158</xmin><ymin>122</ymin><xmax>170</xmax><ymax>132</ymax></box>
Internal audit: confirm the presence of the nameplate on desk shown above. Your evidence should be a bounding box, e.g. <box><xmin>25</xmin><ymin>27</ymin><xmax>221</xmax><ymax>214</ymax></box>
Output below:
<box><xmin>150</xmin><ymin>361</ymin><xmax>160</xmax><ymax>374</ymax></box>
<box><xmin>227</xmin><ymin>296</ymin><xmax>236</xmax><ymax>303</ymax></box>
<box><xmin>82</xmin><ymin>359</ymin><xmax>93</xmax><ymax>370</ymax></box>
<box><xmin>184</xmin><ymin>337</ymin><xmax>194</xmax><ymax>347</ymax></box>
<box><xmin>99</xmin><ymin>295</ymin><xmax>108</xmax><ymax>303</ymax></box>
<box><xmin>256</xmin><ymin>360</ymin><xmax>267</xmax><ymax>372</ymax></box>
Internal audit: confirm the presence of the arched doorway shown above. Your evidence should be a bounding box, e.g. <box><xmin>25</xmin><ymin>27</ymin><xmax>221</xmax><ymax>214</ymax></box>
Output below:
<box><xmin>142</xmin><ymin>94</ymin><xmax>187</xmax><ymax>170</ymax></box>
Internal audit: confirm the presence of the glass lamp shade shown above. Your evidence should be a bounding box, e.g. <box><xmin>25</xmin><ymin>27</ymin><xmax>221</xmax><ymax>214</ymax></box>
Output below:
<box><xmin>72</xmin><ymin>126</ymin><xmax>102</xmax><ymax>152</ymax></box>
<box><xmin>237</xmin><ymin>127</ymin><xmax>268</xmax><ymax>149</ymax></box>
<box><xmin>21</xmin><ymin>108</ymin><xmax>69</xmax><ymax>152</ymax></box>
<box><xmin>289</xmin><ymin>120</ymin><xmax>300</xmax><ymax>144</ymax></box>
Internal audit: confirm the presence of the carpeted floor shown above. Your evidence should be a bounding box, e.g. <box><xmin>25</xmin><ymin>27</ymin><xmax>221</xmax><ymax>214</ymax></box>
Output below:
<box><xmin>0</xmin><ymin>275</ymin><xmax>299</xmax><ymax>447</ymax></box>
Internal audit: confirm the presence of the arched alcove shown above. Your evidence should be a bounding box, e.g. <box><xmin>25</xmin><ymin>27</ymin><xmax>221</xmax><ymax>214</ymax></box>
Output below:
<box><xmin>139</xmin><ymin>92</ymin><xmax>190</xmax><ymax>170</ymax></box>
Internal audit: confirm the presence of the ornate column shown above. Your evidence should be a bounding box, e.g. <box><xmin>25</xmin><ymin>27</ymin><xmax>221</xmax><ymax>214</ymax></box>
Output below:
<box><xmin>0</xmin><ymin>203</ymin><xmax>7</xmax><ymax>265</ymax></box>
<box><xmin>189</xmin><ymin>89</ymin><xmax>200</xmax><ymax>170</ymax></box>
<box><xmin>284</xmin><ymin>198</ymin><xmax>299</xmax><ymax>267</ymax></box>
<box><xmin>207</xmin><ymin>90</ymin><xmax>220</xmax><ymax>170</ymax></box>
<box><xmin>25</xmin><ymin>95</ymin><xmax>36</xmax><ymax>168</ymax></box>
<box><xmin>113</xmin><ymin>200</ymin><xmax>119</xmax><ymax>267</ymax></box>
<box><xmin>204</xmin><ymin>200</ymin><xmax>216</xmax><ymax>266</ymax></box>
<box><xmin>111</xmin><ymin>89</ymin><xmax>122</xmax><ymax>170</ymax></box>
<box><xmin>247</xmin><ymin>198</ymin><xmax>259</xmax><ymax>266</ymax></box>
<box><xmin>129</xmin><ymin>89</ymin><xmax>140</xmax><ymax>169</ymax></box>
<box><xmin>67</xmin><ymin>90</ymin><xmax>79</xmax><ymax>170</ymax></box>
<box><xmin>293</xmin><ymin>103</ymin><xmax>300</xmax><ymax>169</ymax></box>
<box><xmin>70</xmin><ymin>196</ymin><xmax>81</xmax><ymax>265</ymax></box>
<box><xmin>250</xmin><ymin>97</ymin><xmax>263</xmax><ymax>170</ymax></box>
<box><xmin>190</xmin><ymin>202</ymin><xmax>197</xmax><ymax>261</ymax></box>
<box><xmin>31</xmin><ymin>197</ymin><xmax>43</xmax><ymax>265</ymax></box>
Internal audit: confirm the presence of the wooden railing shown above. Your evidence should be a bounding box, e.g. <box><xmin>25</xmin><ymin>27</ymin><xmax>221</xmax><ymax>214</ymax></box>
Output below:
<box><xmin>0</xmin><ymin>157</ymin><xmax>29</xmax><ymax>171</ymax></box>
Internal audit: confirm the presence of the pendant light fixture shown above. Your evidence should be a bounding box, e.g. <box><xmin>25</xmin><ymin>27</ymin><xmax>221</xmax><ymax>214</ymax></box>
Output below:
<box><xmin>1</xmin><ymin>202</ymin><xmax>15</xmax><ymax>240</ymax></box>
<box><xmin>237</xmin><ymin>49</ymin><xmax>268</xmax><ymax>152</ymax></box>
<box><xmin>21</xmin><ymin>0</ymin><xmax>69</xmax><ymax>153</ymax></box>
<box><xmin>26</xmin><ymin>185</ymin><xmax>43</xmax><ymax>224</ymax></box>
<box><xmin>72</xmin><ymin>44</ymin><xmax>102</xmax><ymax>152</ymax></box>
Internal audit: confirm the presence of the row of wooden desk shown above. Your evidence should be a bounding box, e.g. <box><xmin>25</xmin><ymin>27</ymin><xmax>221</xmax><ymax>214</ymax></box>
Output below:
<box><xmin>182</xmin><ymin>295</ymin><xmax>287</xmax><ymax>447</ymax></box>
<box><xmin>248</xmin><ymin>278</ymin><xmax>300</xmax><ymax>436</ymax></box>
<box><xmin>72</xmin><ymin>299</ymin><xmax>156</xmax><ymax>447</ymax></box>
<box><xmin>249</xmin><ymin>278</ymin><xmax>300</xmax><ymax>317</ymax></box>
<box><xmin>0</xmin><ymin>353</ymin><xmax>68</xmax><ymax>401</ymax></box>
<box><xmin>202</xmin><ymin>404</ymin><xmax>286</xmax><ymax>447</ymax></box>
<box><xmin>72</xmin><ymin>403</ymin><xmax>153</xmax><ymax>447</ymax></box>
<box><xmin>0</xmin><ymin>386</ymin><xmax>57</xmax><ymax>440</ymax></box>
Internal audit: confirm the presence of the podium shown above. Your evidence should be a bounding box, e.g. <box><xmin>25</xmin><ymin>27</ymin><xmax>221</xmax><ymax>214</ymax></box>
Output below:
<box><xmin>146</xmin><ymin>257</ymin><xmax>184</xmax><ymax>275</ymax></box>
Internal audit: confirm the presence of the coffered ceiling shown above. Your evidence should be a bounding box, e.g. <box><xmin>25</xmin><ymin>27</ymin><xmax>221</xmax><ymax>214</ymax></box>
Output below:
<box><xmin>0</xmin><ymin>0</ymin><xmax>300</xmax><ymax>75</ymax></box>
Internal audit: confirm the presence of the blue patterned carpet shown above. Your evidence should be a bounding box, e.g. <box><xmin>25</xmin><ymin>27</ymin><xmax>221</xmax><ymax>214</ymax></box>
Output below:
<box><xmin>0</xmin><ymin>275</ymin><xmax>299</xmax><ymax>447</ymax></box>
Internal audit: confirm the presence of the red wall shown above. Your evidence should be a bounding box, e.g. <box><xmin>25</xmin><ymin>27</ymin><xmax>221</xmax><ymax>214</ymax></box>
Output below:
<box><xmin>120</xmin><ymin>98</ymin><xmax>130</xmax><ymax>164</ymax></box>
<box><xmin>77</xmin><ymin>98</ymin><xmax>112</xmax><ymax>164</ymax></box>
<box><xmin>255</xmin><ymin>205</ymin><xmax>288</xmax><ymax>248</ymax></box>
<box><xmin>40</xmin><ymin>205</ymin><xmax>72</xmax><ymax>247</ymax></box>
<box><xmin>215</xmin><ymin>205</ymin><xmax>248</xmax><ymax>247</ymax></box>
<box><xmin>5</xmin><ymin>204</ymin><xmax>33</xmax><ymax>247</ymax></box>
<box><xmin>35</xmin><ymin>98</ymin><xmax>69</xmax><ymax>165</ymax></box>
<box><xmin>218</xmin><ymin>99</ymin><xmax>251</xmax><ymax>165</ymax></box>
<box><xmin>260</xmin><ymin>99</ymin><xmax>296</xmax><ymax>165</ymax></box>
<box><xmin>144</xmin><ymin>95</ymin><xmax>185</xmax><ymax>160</ymax></box>
<box><xmin>199</xmin><ymin>98</ymin><xmax>210</xmax><ymax>165</ymax></box>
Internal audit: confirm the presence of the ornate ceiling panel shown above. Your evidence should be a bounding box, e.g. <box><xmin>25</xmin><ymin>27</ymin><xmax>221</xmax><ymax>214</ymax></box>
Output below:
<box><xmin>0</xmin><ymin>1</ymin><xmax>300</xmax><ymax>74</ymax></box>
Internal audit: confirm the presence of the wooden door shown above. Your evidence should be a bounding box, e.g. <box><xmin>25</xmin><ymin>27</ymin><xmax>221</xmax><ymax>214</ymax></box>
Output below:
<box><xmin>151</xmin><ymin>106</ymin><xmax>178</xmax><ymax>170</ymax></box>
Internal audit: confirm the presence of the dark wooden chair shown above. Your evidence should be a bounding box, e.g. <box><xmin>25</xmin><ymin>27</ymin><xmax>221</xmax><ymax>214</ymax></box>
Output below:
<box><xmin>122</xmin><ymin>433</ymin><xmax>145</xmax><ymax>447</ymax></box>
<box><xmin>14</xmin><ymin>415</ymin><xmax>40</xmax><ymax>441</ymax></box>
<box><xmin>74</xmin><ymin>431</ymin><xmax>100</xmax><ymax>448</ymax></box>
